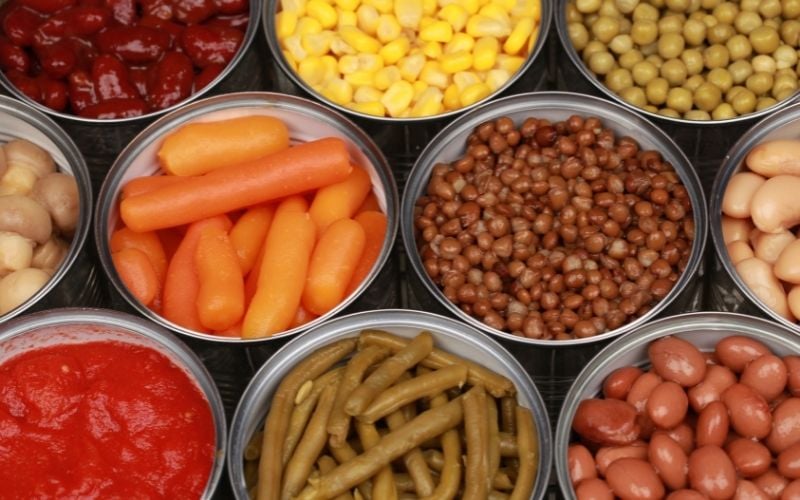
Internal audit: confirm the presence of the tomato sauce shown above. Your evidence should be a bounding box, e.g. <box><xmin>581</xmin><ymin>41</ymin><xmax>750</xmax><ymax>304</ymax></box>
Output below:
<box><xmin>0</xmin><ymin>340</ymin><xmax>216</xmax><ymax>499</ymax></box>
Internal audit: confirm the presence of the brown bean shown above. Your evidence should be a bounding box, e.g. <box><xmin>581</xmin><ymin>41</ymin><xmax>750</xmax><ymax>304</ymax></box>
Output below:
<box><xmin>722</xmin><ymin>384</ymin><xmax>773</xmax><ymax>440</ymax></box>
<box><xmin>648</xmin><ymin>336</ymin><xmax>707</xmax><ymax>387</ymax></box>
<box><xmin>767</xmin><ymin>398</ymin><xmax>800</xmax><ymax>453</ymax></box>
<box><xmin>688</xmin><ymin>364</ymin><xmax>737</xmax><ymax>413</ymax></box>
<box><xmin>595</xmin><ymin>443</ymin><xmax>648</xmax><ymax>476</ymax></box>
<box><xmin>696</xmin><ymin>401</ymin><xmax>729</xmax><ymax>448</ymax></box>
<box><xmin>716</xmin><ymin>336</ymin><xmax>771</xmax><ymax>373</ymax></box>
<box><xmin>741</xmin><ymin>354</ymin><xmax>788</xmax><ymax>402</ymax></box>
<box><xmin>726</xmin><ymin>438</ymin><xmax>772</xmax><ymax>479</ymax></box>
<box><xmin>573</xmin><ymin>399</ymin><xmax>641</xmax><ymax>446</ymax></box>
<box><xmin>647</xmin><ymin>381</ymin><xmax>688</xmax><ymax>430</ymax></box>
<box><xmin>603</xmin><ymin>366</ymin><xmax>644</xmax><ymax>400</ymax></box>
<box><xmin>649</xmin><ymin>433</ymin><xmax>688</xmax><ymax>491</ymax></box>
<box><xmin>688</xmin><ymin>446</ymin><xmax>737</xmax><ymax>499</ymax></box>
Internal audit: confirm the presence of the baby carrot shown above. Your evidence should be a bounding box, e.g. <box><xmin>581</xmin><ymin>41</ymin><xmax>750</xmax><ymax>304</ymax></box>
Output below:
<box><xmin>121</xmin><ymin>138</ymin><xmax>351</xmax><ymax>232</ymax></box>
<box><xmin>112</xmin><ymin>247</ymin><xmax>159</xmax><ymax>307</ymax></box>
<box><xmin>229</xmin><ymin>204</ymin><xmax>274</xmax><ymax>275</ymax></box>
<box><xmin>110</xmin><ymin>227</ymin><xmax>168</xmax><ymax>284</ymax></box>
<box><xmin>242</xmin><ymin>198</ymin><xmax>316</xmax><ymax>338</ymax></box>
<box><xmin>357</xmin><ymin>191</ymin><xmax>381</xmax><ymax>214</ymax></box>
<box><xmin>346</xmin><ymin>211</ymin><xmax>388</xmax><ymax>294</ymax></box>
<box><xmin>303</xmin><ymin>218</ymin><xmax>366</xmax><ymax>316</ymax></box>
<box><xmin>121</xmin><ymin>175</ymin><xmax>186</xmax><ymax>199</ymax></box>
<box><xmin>195</xmin><ymin>224</ymin><xmax>245</xmax><ymax>331</ymax></box>
<box><xmin>162</xmin><ymin>215</ymin><xmax>231</xmax><ymax>332</ymax></box>
<box><xmin>158</xmin><ymin>228</ymin><xmax>185</xmax><ymax>261</ymax></box>
<box><xmin>158</xmin><ymin>115</ymin><xmax>290</xmax><ymax>176</ymax></box>
<box><xmin>309</xmin><ymin>166</ymin><xmax>371</xmax><ymax>235</ymax></box>
<box><xmin>291</xmin><ymin>305</ymin><xmax>318</xmax><ymax>329</ymax></box>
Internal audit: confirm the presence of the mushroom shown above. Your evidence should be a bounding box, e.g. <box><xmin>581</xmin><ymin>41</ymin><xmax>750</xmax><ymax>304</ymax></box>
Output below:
<box><xmin>0</xmin><ymin>195</ymin><xmax>52</xmax><ymax>275</ymax></box>
<box><xmin>0</xmin><ymin>267</ymin><xmax>51</xmax><ymax>315</ymax></box>
<box><xmin>0</xmin><ymin>140</ymin><xmax>56</xmax><ymax>196</ymax></box>
<box><xmin>0</xmin><ymin>146</ymin><xmax>7</xmax><ymax>180</ymax></box>
<box><xmin>31</xmin><ymin>173</ymin><xmax>79</xmax><ymax>236</ymax></box>
<box><xmin>31</xmin><ymin>237</ymin><xmax>68</xmax><ymax>273</ymax></box>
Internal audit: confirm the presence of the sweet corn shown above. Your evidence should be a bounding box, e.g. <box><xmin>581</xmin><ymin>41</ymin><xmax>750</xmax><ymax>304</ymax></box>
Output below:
<box><xmin>374</xmin><ymin>65</ymin><xmax>401</xmax><ymax>89</ymax></box>
<box><xmin>283</xmin><ymin>50</ymin><xmax>298</xmax><ymax>71</ymax></box>
<box><xmin>444</xmin><ymin>33</ymin><xmax>475</xmax><ymax>54</ymax></box>
<box><xmin>347</xmin><ymin>101</ymin><xmax>386</xmax><ymax>115</ymax></box>
<box><xmin>307</xmin><ymin>0</ymin><xmax>338</xmax><ymax>29</ymax></box>
<box><xmin>473</xmin><ymin>36</ymin><xmax>498</xmax><ymax>71</ymax></box>
<box><xmin>503</xmin><ymin>17</ymin><xmax>532</xmax><ymax>55</ymax></box>
<box><xmin>440</xmin><ymin>51</ymin><xmax>473</xmax><ymax>73</ymax></box>
<box><xmin>423</xmin><ymin>0</ymin><xmax>436</xmax><ymax>15</ymax></box>
<box><xmin>485</xmin><ymin>68</ymin><xmax>511</xmax><ymax>90</ymax></box>
<box><xmin>453</xmin><ymin>71</ymin><xmax>480</xmax><ymax>90</ymax></box>
<box><xmin>412</xmin><ymin>80</ymin><xmax>428</xmax><ymax>98</ymax></box>
<box><xmin>321</xmin><ymin>78</ymin><xmax>353</xmax><ymax>105</ymax></box>
<box><xmin>378</xmin><ymin>37</ymin><xmax>410</xmax><ymax>64</ymax></box>
<box><xmin>466</xmin><ymin>14</ymin><xmax>511</xmax><ymax>38</ymax></box>
<box><xmin>460</xmin><ymin>82</ymin><xmax>491</xmax><ymax>106</ymax></box>
<box><xmin>395</xmin><ymin>0</ymin><xmax>424</xmax><ymax>29</ymax></box>
<box><xmin>497</xmin><ymin>54</ymin><xmax>525</xmax><ymax>73</ymax></box>
<box><xmin>276</xmin><ymin>11</ymin><xmax>298</xmax><ymax>39</ymax></box>
<box><xmin>411</xmin><ymin>87</ymin><xmax>443</xmax><ymax>116</ymax></box>
<box><xmin>356</xmin><ymin>4</ymin><xmax>379</xmax><ymax>34</ymax></box>
<box><xmin>419</xmin><ymin>20</ymin><xmax>453</xmax><ymax>42</ymax></box>
<box><xmin>330</xmin><ymin>36</ymin><xmax>356</xmax><ymax>55</ymax></box>
<box><xmin>345</xmin><ymin>70</ymin><xmax>375</xmax><ymax>86</ymax></box>
<box><xmin>302</xmin><ymin>31</ymin><xmax>334</xmax><ymax>56</ymax></box>
<box><xmin>281</xmin><ymin>0</ymin><xmax>307</xmax><ymax>15</ymax></box>
<box><xmin>443</xmin><ymin>83</ymin><xmax>460</xmax><ymax>109</ymax></box>
<box><xmin>335</xmin><ymin>0</ymin><xmax>359</xmax><ymax>11</ymax></box>
<box><xmin>422</xmin><ymin>41</ymin><xmax>442</xmax><ymax>59</ymax></box>
<box><xmin>478</xmin><ymin>4</ymin><xmax>510</xmax><ymax>25</ymax></box>
<box><xmin>375</xmin><ymin>14</ymin><xmax>402</xmax><ymax>43</ymax></box>
<box><xmin>437</xmin><ymin>4</ymin><xmax>468</xmax><ymax>32</ymax></box>
<box><xmin>283</xmin><ymin>35</ymin><xmax>308</xmax><ymax>61</ymax></box>
<box><xmin>337</xmin><ymin>10</ymin><xmax>356</xmax><ymax>28</ymax></box>
<box><xmin>364</xmin><ymin>0</ymin><xmax>392</xmax><ymax>14</ymax></box>
<box><xmin>295</xmin><ymin>16</ymin><xmax>323</xmax><ymax>35</ymax></box>
<box><xmin>357</xmin><ymin>54</ymin><xmax>383</xmax><ymax>72</ymax></box>
<box><xmin>321</xmin><ymin>55</ymin><xmax>339</xmax><ymax>80</ymax></box>
<box><xmin>528</xmin><ymin>25</ymin><xmax>538</xmax><ymax>52</ymax></box>
<box><xmin>340</xmin><ymin>26</ymin><xmax>381</xmax><ymax>53</ymax></box>
<box><xmin>338</xmin><ymin>54</ymin><xmax>360</xmax><ymax>74</ymax></box>
<box><xmin>297</xmin><ymin>57</ymin><xmax>327</xmax><ymax>85</ymax></box>
<box><xmin>398</xmin><ymin>53</ymin><xmax>426</xmax><ymax>81</ymax></box>
<box><xmin>354</xmin><ymin>86</ymin><xmax>383</xmax><ymax>102</ymax></box>
<box><xmin>419</xmin><ymin>61</ymin><xmax>449</xmax><ymax>88</ymax></box>
<box><xmin>440</xmin><ymin>0</ymin><xmax>478</xmax><ymax>15</ymax></box>
<box><xmin>381</xmin><ymin>80</ymin><xmax>414</xmax><ymax>116</ymax></box>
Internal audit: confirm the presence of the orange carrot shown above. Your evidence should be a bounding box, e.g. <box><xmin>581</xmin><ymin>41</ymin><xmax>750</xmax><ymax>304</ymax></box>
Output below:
<box><xmin>309</xmin><ymin>165</ymin><xmax>371</xmax><ymax>235</ymax></box>
<box><xmin>158</xmin><ymin>115</ymin><xmax>290</xmax><ymax>176</ymax></box>
<box><xmin>110</xmin><ymin>227</ymin><xmax>168</xmax><ymax>284</ymax></box>
<box><xmin>121</xmin><ymin>138</ymin><xmax>351</xmax><ymax>232</ymax></box>
<box><xmin>158</xmin><ymin>228</ymin><xmax>184</xmax><ymax>261</ymax></box>
<box><xmin>162</xmin><ymin>215</ymin><xmax>231</xmax><ymax>332</ymax></box>
<box><xmin>229</xmin><ymin>205</ymin><xmax>274</xmax><ymax>275</ymax></box>
<box><xmin>357</xmin><ymin>191</ymin><xmax>381</xmax><ymax>214</ymax></box>
<box><xmin>216</xmin><ymin>322</ymin><xmax>242</xmax><ymax>338</ymax></box>
<box><xmin>121</xmin><ymin>175</ymin><xmax>186</xmax><ymax>199</ymax></box>
<box><xmin>290</xmin><ymin>305</ymin><xmax>318</xmax><ymax>329</ymax></box>
<box><xmin>302</xmin><ymin>218</ymin><xmax>366</xmax><ymax>316</ymax></box>
<box><xmin>242</xmin><ymin>198</ymin><xmax>316</xmax><ymax>338</ymax></box>
<box><xmin>346</xmin><ymin>211</ymin><xmax>388</xmax><ymax>294</ymax></box>
<box><xmin>195</xmin><ymin>224</ymin><xmax>245</xmax><ymax>331</ymax></box>
<box><xmin>112</xmin><ymin>247</ymin><xmax>159</xmax><ymax>306</ymax></box>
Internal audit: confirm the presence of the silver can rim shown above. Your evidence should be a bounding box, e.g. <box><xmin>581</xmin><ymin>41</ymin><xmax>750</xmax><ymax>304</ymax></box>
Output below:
<box><xmin>0</xmin><ymin>95</ymin><xmax>93</xmax><ymax>322</ymax></box>
<box><xmin>0</xmin><ymin>0</ymin><xmax>263</xmax><ymax>125</ymax></box>
<box><xmin>227</xmin><ymin>308</ymin><xmax>553</xmax><ymax>500</ymax></box>
<box><xmin>553</xmin><ymin>0</ymin><xmax>800</xmax><ymax>127</ymax></box>
<box><xmin>553</xmin><ymin>311</ymin><xmax>800</xmax><ymax>500</ymax></box>
<box><xmin>261</xmin><ymin>0</ymin><xmax>553</xmax><ymax>123</ymax></box>
<box><xmin>400</xmin><ymin>90</ymin><xmax>709</xmax><ymax>346</ymax></box>
<box><xmin>94</xmin><ymin>91</ymin><xmax>399</xmax><ymax>344</ymax></box>
<box><xmin>710</xmin><ymin>101</ymin><xmax>800</xmax><ymax>333</ymax></box>
<box><xmin>0</xmin><ymin>306</ymin><xmax>227</xmax><ymax>499</ymax></box>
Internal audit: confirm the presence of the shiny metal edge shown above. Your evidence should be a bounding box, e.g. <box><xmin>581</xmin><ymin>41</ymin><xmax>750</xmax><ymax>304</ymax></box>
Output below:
<box><xmin>94</xmin><ymin>91</ymin><xmax>399</xmax><ymax>344</ymax></box>
<box><xmin>400</xmin><ymin>91</ymin><xmax>709</xmax><ymax>346</ymax></box>
<box><xmin>0</xmin><ymin>307</ymin><xmax>227</xmax><ymax>499</ymax></box>
<box><xmin>228</xmin><ymin>309</ymin><xmax>553</xmax><ymax>500</ymax></box>
<box><xmin>261</xmin><ymin>0</ymin><xmax>553</xmax><ymax>123</ymax></box>
<box><xmin>0</xmin><ymin>96</ymin><xmax>93</xmax><ymax>321</ymax></box>
<box><xmin>553</xmin><ymin>311</ymin><xmax>800</xmax><ymax>499</ymax></box>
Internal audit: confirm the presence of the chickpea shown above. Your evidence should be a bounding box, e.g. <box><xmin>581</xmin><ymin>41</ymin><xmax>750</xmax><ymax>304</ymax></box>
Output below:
<box><xmin>712</xmin><ymin>102</ymin><xmax>737</xmax><ymax>119</ymax></box>
<box><xmin>665</xmin><ymin>0</ymin><xmax>691</xmax><ymax>11</ymax></box>
<box><xmin>566</xmin><ymin>3</ymin><xmax>585</xmax><ymax>22</ymax></box>
<box><xmin>726</xmin><ymin>34</ymin><xmax>753</xmax><ymax>60</ymax></box>
<box><xmin>682</xmin><ymin>18</ymin><xmax>707</xmax><ymax>45</ymax></box>
<box><xmin>614</xmin><ymin>0</ymin><xmax>640</xmax><ymax>14</ymax></box>
<box><xmin>731</xmin><ymin>87</ymin><xmax>757</xmax><ymax>113</ymax></box>
<box><xmin>703</xmin><ymin>14</ymin><xmax>718</xmax><ymax>27</ymax></box>
<box><xmin>631</xmin><ymin>20</ymin><xmax>659</xmax><ymax>44</ymax></box>
<box><xmin>712</xmin><ymin>2</ymin><xmax>739</xmax><ymax>25</ymax></box>
<box><xmin>593</xmin><ymin>16</ymin><xmax>622</xmax><ymax>43</ymax></box>
<box><xmin>645</xmin><ymin>54</ymin><xmax>664</xmax><ymax>67</ymax></box>
<box><xmin>693</xmin><ymin>81</ymin><xmax>723</xmax><ymax>110</ymax></box>
<box><xmin>589</xmin><ymin>51</ymin><xmax>617</xmax><ymax>74</ymax></box>
<box><xmin>605</xmin><ymin>67</ymin><xmax>634</xmax><ymax>92</ymax></box>
<box><xmin>577</xmin><ymin>0</ymin><xmax>602</xmax><ymax>13</ymax></box>
<box><xmin>666</xmin><ymin>87</ymin><xmax>693</xmax><ymax>112</ymax></box>
<box><xmin>740</xmin><ymin>0</ymin><xmax>759</xmax><ymax>11</ymax></box>
<box><xmin>726</xmin><ymin>85</ymin><xmax>747</xmax><ymax>102</ymax></box>
<box><xmin>658</xmin><ymin>33</ymin><xmax>685</xmax><ymax>59</ymax></box>
<box><xmin>756</xmin><ymin>97</ymin><xmax>778</xmax><ymax>110</ymax></box>
<box><xmin>619</xmin><ymin>86</ymin><xmax>648</xmax><ymax>106</ymax></box>
<box><xmin>658</xmin><ymin>107</ymin><xmax>681</xmax><ymax>117</ymax></box>
<box><xmin>728</xmin><ymin>59</ymin><xmax>754</xmax><ymax>83</ymax></box>
<box><xmin>774</xmin><ymin>45</ymin><xmax>799</xmax><ymax>69</ymax></box>
<box><xmin>752</xmin><ymin>54</ymin><xmax>777</xmax><ymax>73</ymax></box>
<box><xmin>781</xmin><ymin>20</ymin><xmax>800</xmax><ymax>46</ymax></box>
<box><xmin>707</xmin><ymin>23</ymin><xmax>735</xmax><ymax>44</ymax></box>
<box><xmin>685</xmin><ymin>109</ymin><xmax>712</xmax><ymax>120</ymax></box>
<box><xmin>599</xmin><ymin>0</ymin><xmax>622</xmax><ymax>16</ymax></box>
<box><xmin>734</xmin><ymin>11</ymin><xmax>763</xmax><ymax>34</ymax></box>
<box><xmin>783</xmin><ymin>0</ymin><xmax>800</xmax><ymax>19</ymax></box>
<box><xmin>632</xmin><ymin>60</ymin><xmax>659</xmax><ymax>85</ymax></box>
<box><xmin>749</xmin><ymin>26</ymin><xmax>781</xmax><ymax>54</ymax></box>
<box><xmin>646</xmin><ymin>77</ymin><xmax>670</xmax><ymax>104</ymax></box>
<box><xmin>569</xmin><ymin>23</ymin><xmax>591</xmax><ymax>51</ymax></box>
<box><xmin>658</xmin><ymin>15</ymin><xmax>685</xmax><ymax>35</ymax></box>
<box><xmin>660</xmin><ymin>58</ymin><xmax>688</xmax><ymax>85</ymax></box>
<box><xmin>746</xmin><ymin>71</ymin><xmax>775</xmax><ymax>95</ymax></box>
<box><xmin>582</xmin><ymin>41</ymin><xmax>607</xmax><ymax>63</ymax></box>
<box><xmin>764</xmin><ymin>19</ymin><xmax>781</xmax><ymax>30</ymax></box>
<box><xmin>619</xmin><ymin>49</ymin><xmax>645</xmax><ymax>68</ymax></box>
<box><xmin>644</xmin><ymin>104</ymin><xmax>659</xmax><ymax>112</ymax></box>
<box><xmin>704</xmin><ymin>44</ymin><xmax>730</xmax><ymax>69</ymax></box>
<box><xmin>683</xmin><ymin>74</ymin><xmax>705</xmax><ymax>92</ymax></box>
<box><xmin>701</xmin><ymin>0</ymin><xmax>721</xmax><ymax>9</ymax></box>
<box><xmin>773</xmin><ymin>73</ymin><xmax>799</xmax><ymax>98</ymax></box>
<box><xmin>681</xmin><ymin>49</ymin><xmax>705</xmax><ymax>75</ymax></box>
<box><xmin>609</xmin><ymin>34</ymin><xmax>634</xmax><ymax>54</ymax></box>
<box><xmin>633</xmin><ymin>3</ymin><xmax>659</xmax><ymax>21</ymax></box>
<box><xmin>707</xmin><ymin>67</ymin><xmax>733</xmax><ymax>91</ymax></box>
<box><xmin>774</xmin><ymin>86</ymin><xmax>798</xmax><ymax>101</ymax></box>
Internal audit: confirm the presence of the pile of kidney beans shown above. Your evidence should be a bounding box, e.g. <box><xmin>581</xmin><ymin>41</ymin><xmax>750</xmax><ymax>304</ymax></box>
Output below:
<box><xmin>0</xmin><ymin>0</ymin><xmax>247</xmax><ymax>118</ymax></box>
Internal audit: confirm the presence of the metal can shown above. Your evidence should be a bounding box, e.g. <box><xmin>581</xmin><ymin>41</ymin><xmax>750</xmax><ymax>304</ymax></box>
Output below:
<box><xmin>0</xmin><ymin>95</ymin><xmax>103</xmax><ymax>320</ymax></box>
<box><xmin>709</xmin><ymin>102</ymin><xmax>800</xmax><ymax>333</ymax></box>
<box><xmin>554</xmin><ymin>311</ymin><xmax>800</xmax><ymax>499</ymax></box>
<box><xmin>228</xmin><ymin>309</ymin><xmax>553</xmax><ymax>500</ymax></box>
<box><xmin>0</xmin><ymin>307</ymin><xmax>227</xmax><ymax>498</ymax></box>
<box><xmin>401</xmin><ymin>91</ymin><xmax>708</xmax><ymax>424</ymax></box>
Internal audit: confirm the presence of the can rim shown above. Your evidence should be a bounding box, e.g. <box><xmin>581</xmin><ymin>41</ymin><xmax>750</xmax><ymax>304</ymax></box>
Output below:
<box><xmin>0</xmin><ymin>306</ymin><xmax>227</xmax><ymax>499</ymax></box>
<box><xmin>553</xmin><ymin>0</ymin><xmax>800</xmax><ymax>126</ymax></box>
<box><xmin>709</xmin><ymin>101</ymin><xmax>800</xmax><ymax>333</ymax></box>
<box><xmin>400</xmin><ymin>90</ymin><xmax>709</xmax><ymax>346</ymax></box>
<box><xmin>0</xmin><ymin>0</ymin><xmax>263</xmax><ymax>125</ymax></box>
<box><xmin>261</xmin><ymin>0</ymin><xmax>553</xmax><ymax>123</ymax></box>
<box><xmin>95</xmin><ymin>91</ymin><xmax>399</xmax><ymax>344</ymax></box>
<box><xmin>0</xmin><ymin>96</ymin><xmax>93</xmax><ymax>321</ymax></box>
<box><xmin>227</xmin><ymin>308</ymin><xmax>553</xmax><ymax>500</ymax></box>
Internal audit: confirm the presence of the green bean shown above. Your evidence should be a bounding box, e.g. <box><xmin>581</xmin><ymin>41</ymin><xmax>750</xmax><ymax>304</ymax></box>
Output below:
<box><xmin>420</xmin><ymin>392</ymin><xmax>461</xmax><ymax>500</ymax></box>
<box><xmin>355</xmin><ymin>421</ymin><xmax>398</xmax><ymax>500</ymax></box>
<box><xmin>386</xmin><ymin>410</ymin><xmax>435</xmax><ymax>497</ymax></box>
<box><xmin>509</xmin><ymin>406</ymin><xmax>538</xmax><ymax>500</ymax></box>
<box><xmin>462</xmin><ymin>385</ymin><xmax>490</xmax><ymax>500</ymax></box>
<box><xmin>284</xmin><ymin>368</ymin><xmax>344</xmax><ymax>464</ymax></box>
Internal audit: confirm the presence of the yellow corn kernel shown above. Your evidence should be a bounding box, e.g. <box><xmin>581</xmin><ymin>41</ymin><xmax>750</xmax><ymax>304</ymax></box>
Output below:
<box><xmin>307</xmin><ymin>0</ymin><xmax>338</xmax><ymax>28</ymax></box>
<box><xmin>282</xmin><ymin>34</ymin><xmax>307</xmax><ymax>61</ymax></box>
<box><xmin>440</xmin><ymin>0</ymin><xmax>478</xmax><ymax>15</ymax></box>
<box><xmin>282</xmin><ymin>50</ymin><xmax>298</xmax><ymax>71</ymax></box>
<box><xmin>423</xmin><ymin>0</ymin><xmax>436</xmax><ymax>15</ymax></box>
<box><xmin>347</xmin><ymin>101</ymin><xmax>386</xmax><ymax>115</ymax></box>
<box><xmin>338</xmin><ymin>54</ymin><xmax>360</xmax><ymax>74</ymax></box>
<box><xmin>485</xmin><ymin>68</ymin><xmax>510</xmax><ymax>90</ymax></box>
<box><xmin>302</xmin><ymin>31</ymin><xmax>334</xmax><ymax>56</ymax></box>
<box><xmin>412</xmin><ymin>80</ymin><xmax>428</xmax><ymax>98</ymax></box>
<box><xmin>422</xmin><ymin>41</ymin><xmax>442</xmax><ymax>59</ymax></box>
<box><xmin>330</xmin><ymin>36</ymin><xmax>356</xmax><ymax>55</ymax></box>
<box><xmin>398</xmin><ymin>53</ymin><xmax>426</xmax><ymax>81</ymax></box>
<box><xmin>497</xmin><ymin>54</ymin><xmax>524</xmax><ymax>73</ymax></box>
<box><xmin>504</xmin><ymin>17</ymin><xmax>533</xmax><ymax>55</ymax></box>
<box><xmin>527</xmin><ymin>25</ymin><xmax>539</xmax><ymax>52</ymax></box>
<box><xmin>321</xmin><ymin>78</ymin><xmax>353</xmax><ymax>105</ymax></box>
<box><xmin>357</xmin><ymin>53</ymin><xmax>383</xmax><ymax>72</ymax></box>
<box><xmin>453</xmin><ymin>70</ymin><xmax>479</xmax><ymax>90</ymax></box>
<box><xmin>375</xmin><ymin>14</ymin><xmax>402</xmax><ymax>43</ymax></box>
<box><xmin>394</xmin><ymin>0</ymin><xmax>423</xmax><ymax>29</ymax></box>
<box><xmin>281</xmin><ymin>0</ymin><xmax>306</xmax><ymax>15</ymax></box>
<box><xmin>444</xmin><ymin>33</ymin><xmax>475</xmax><ymax>54</ymax></box>
<box><xmin>419</xmin><ymin>61</ymin><xmax>449</xmax><ymax>88</ymax></box>
<box><xmin>276</xmin><ymin>11</ymin><xmax>298</xmax><ymax>40</ymax></box>
<box><xmin>297</xmin><ymin>57</ymin><xmax>327</xmax><ymax>85</ymax></box>
<box><xmin>419</xmin><ymin>20</ymin><xmax>453</xmax><ymax>43</ymax></box>
<box><xmin>381</xmin><ymin>80</ymin><xmax>414</xmax><ymax>116</ymax></box>
<box><xmin>437</xmin><ymin>4</ymin><xmax>468</xmax><ymax>32</ymax></box>
<box><xmin>338</xmin><ymin>10</ymin><xmax>357</xmax><ymax>28</ymax></box>
<box><xmin>515</xmin><ymin>0</ymin><xmax>540</xmax><ymax>21</ymax></box>
<box><xmin>295</xmin><ymin>16</ymin><xmax>323</xmax><ymax>35</ymax></box>
<box><xmin>373</xmin><ymin>65</ymin><xmax>401</xmax><ymax>89</ymax></box>
<box><xmin>335</xmin><ymin>0</ymin><xmax>359</xmax><ymax>10</ymax></box>
<box><xmin>479</xmin><ymin>4</ymin><xmax>510</xmax><ymax>25</ymax></box>
<box><xmin>443</xmin><ymin>83</ymin><xmax>460</xmax><ymax>109</ymax></box>
<box><xmin>378</xmin><ymin>37</ymin><xmax>410</xmax><ymax>64</ymax></box>
<box><xmin>364</xmin><ymin>0</ymin><xmax>392</xmax><ymax>13</ymax></box>
<box><xmin>320</xmin><ymin>55</ymin><xmax>339</xmax><ymax>80</ymax></box>
<box><xmin>440</xmin><ymin>51</ymin><xmax>473</xmax><ymax>73</ymax></box>
<box><xmin>345</xmin><ymin>70</ymin><xmax>375</xmax><ymax>86</ymax></box>
<box><xmin>411</xmin><ymin>87</ymin><xmax>444</xmax><ymax>116</ymax></box>
<box><xmin>356</xmin><ymin>4</ymin><xmax>380</xmax><ymax>34</ymax></box>
<box><xmin>460</xmin><ymin>82</ymin><xmax>491</xmax><ymax>107</ymax></box>
<box><xmin>354</xmin><ymin>85</ymin><xmax>383</xmax><ymax>102</ymax></box>
<box><xmin>340</xmin><ymin>26</ymin><xmax>381</xmax><ymax>53</ymax></box>
<box><xmin>466</xmin><ymin>14</ymin><xmax>511</xmax><ymax>38</ymax></box>
<box><xmin>473</xmin><ymin>36</ymin><xmax>499</xmax><ymax>71</ymax></box>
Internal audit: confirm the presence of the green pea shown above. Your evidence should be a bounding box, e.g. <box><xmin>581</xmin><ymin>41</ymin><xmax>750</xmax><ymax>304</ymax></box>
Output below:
<box><xmin>704</xmin><ymin>44</ymin><xmax>730</xmax><ymax>69</ymax></box>
<box><xmin>646</xmin><ymin>77</ymin><xmax>670</xmax><ymax>104</ymax></box>
<box><xmin>726</xmin><ymin>34</ymin><xmax>753</xmax><ymax>61</ymax></box>
<box><xmin>750</xmin><ymin>26</ymin><xmax>781</xmax><ymax>54</ymax></box>
<box><xmin>693</xmin><ymin>81</ymin><xmax>723</xmax><ymax>110</ymax></box>
<box><xmin>658</xmin><ymin>33</ymin><xmax>685</xmax><ymax>59</ymax></box>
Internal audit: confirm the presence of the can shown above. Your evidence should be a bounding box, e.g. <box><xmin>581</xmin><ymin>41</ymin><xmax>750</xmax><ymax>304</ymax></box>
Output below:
<box><xmin>709</xmin><ymin>102</ymin><xmax>800</xmax><ymax>332</ymax></box>
<box><xmin>261</xmin><ymin>0</ymin><xmax>554</xmax><ymax>172</ymax></box>
<box><xmin>401</xmin><ymin>91</ymin><xmax>708</xmax><ymax>424</ymax></box>
<box><xmin>0</xmin><ymin>0</ymin><xmax>266</xmax><ymax>193</ymax></box>
<box><xmin>0</xmin><ymin>95</ymin><xmax>103</xmax><ymax>320</ymax></box>
<box><xmin>553</xmin><ymin>311</ymin><xmax>800</xmax><ymax>499</ymax></box>
<box><xmin>228</xmin><ymin>309</ymin><xmax>553</xmax><ymax>500</ymax></box>
<box><xmin>0</xmin><ymin>307</ymin><xmax>227</xmax><ymax>498</ymax></box>
<box><xmin>553</xmin><ymin>0</ymin><xmax>800</xmax><ymax>193</ymax></box>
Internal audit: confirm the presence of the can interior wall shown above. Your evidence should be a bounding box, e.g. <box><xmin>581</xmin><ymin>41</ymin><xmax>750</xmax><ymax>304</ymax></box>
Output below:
<box><xmin>0</xmin><ymin>97</ymin><xmax>104</xmax><ymax>319</ymax></box>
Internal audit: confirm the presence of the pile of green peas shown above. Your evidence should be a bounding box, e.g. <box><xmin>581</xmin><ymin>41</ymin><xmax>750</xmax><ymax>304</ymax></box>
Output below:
<box><xmin>567</xmin><ymin>0</ymin><xmax>800</xmax><ymax>120</ymax></box>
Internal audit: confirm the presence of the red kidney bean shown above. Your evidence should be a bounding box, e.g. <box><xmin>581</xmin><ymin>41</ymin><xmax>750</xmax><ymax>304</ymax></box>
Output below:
<box><xmin>104</xmin><ymin>0</ymin><xmax>135</xmax><ymax>25</ymax></box>
<box><xmin>174</xmin><ymin>0</ymin><xmax>217</xmax><ymax>24</ymax></box>
<box><xmin>91</xmin><ymin>54</ymin><xmax>138</xmax><ymax>101</ymax></box>
<box><xmin>205</xmin><ymin>13</ymin><xmax>249</xmax><ymax>30</ymax></box>
<box><xmin>96</xmin><ymin>26</ymin><xmax>171</xmax><ymax>63</ymax></box>
<box><xmin>127</xmin><ymin>66</ymin><xmax>149</xmax><ymax>97</ymax></box>
<box><xmin>2</xmin><ymin>5</ymin><xmax>43</xmax><ymax>46</ymax></box>
<box><xmin>67</xmin><ymin>69</ymin><xmax>97</xmax><ymax>111</ymax></box>
<box><xmin>138</xmin><ymin>15</ymin><xmax>185</xmax><ymax>46</ymax></box>
<box><xmin>36</xmin><ymin>40</ymin><xmax>77</xmax><ymax>79</ymax></box>
<box><xmin>37</xmin><ymin>76</ymin><xmax>68</xmax><ymax>110</ymax></box>
<box><xmin>181</xmin><ymin>24</ymin><xmax>241</xmax><ymax>67</ymax></box>
<box><xmin>18</xmin><ymin>0</ymin><xmax>75</xmax><ymax>15</ymax></box>
<box><xmin>212</xmin><ymin>0</ymin><xmax>247</xmax><ymax>15</ymax></box>
<box><xmin>78</xmin><ymin>96</ymin><xmax>147</xmax><ymax>118</ymax></box>
<box><xmin>573</xmin><ymin>399</ymin><xmax>641</xmax><ymax>446</ymax></box>
<box><xmin>146</xmin><ymin>51</ymin><xmax>192</xmax><ymax>110</ymax></box>
<box><xmin>193</xmin><ymin>62</ymin><xmax>223</xmax><ymax>90</ymax></box>
<box><xmin>6</xmin><ymin>69</ymin><xmax>42</xmax><ymax>102</ymax></box>
<box><xmin>140</xmin><ymin>0</ymin><xmax>173</xmax><ymax>19</ymax></box>
<box><xmin>0</xmin><ymin>37</ymin><xmax>30</xmax><ymax>72</ymax></box>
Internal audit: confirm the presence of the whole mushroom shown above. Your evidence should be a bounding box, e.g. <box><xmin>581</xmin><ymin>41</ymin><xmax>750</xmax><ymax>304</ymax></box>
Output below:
<box><xmin>31</xmin><ymin>173</ymin><xmax>79</xmax><ymax>236</ymax></box>
<box><xmin>0</xmin><ymin>140</ymin><xmax>56</xmax><ymax>195</ymax></box>
<box><xmin>0</xmin><ymin>268</ymin><xmax>51</xmax><ymax>314</ymax></box>
<box><xmin>0</xmin><ymin>195</ymin><xmax>52</xmax><ymax>276</ymax></box>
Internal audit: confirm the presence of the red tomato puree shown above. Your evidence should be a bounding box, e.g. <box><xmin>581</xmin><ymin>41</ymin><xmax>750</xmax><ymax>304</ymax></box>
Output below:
<box><xmin>0</xmin><ymin>340</ymin><xmax>216</xmax><ymax>499</ymax></box>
